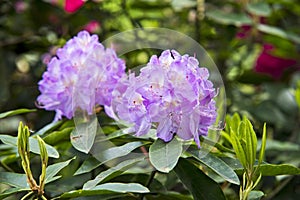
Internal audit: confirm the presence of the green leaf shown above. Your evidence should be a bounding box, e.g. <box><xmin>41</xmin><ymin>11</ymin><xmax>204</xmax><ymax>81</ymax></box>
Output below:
<box><xmin>70</xmin><ymin>116</ymin><xmax>97</xmax><ymax>154</ymax></box>
<box><xmin>258</xmin><ymin>139</ymin><xmax>299</xmax><ymax>151</ymax></box>
<box><xmin>171</xmin><ymin>0</ymin><xmax>196</xmax><ymax>11</ymax></box>
<box><xmin>36</xmin><ymin>135</ymin><xmax>48</xmax><ymax>165</ymax></box>
<box><xmin>29</xmin><ymin>137</ymin><xmax>59</xmax><ymax>158</ymax></box>
<box><xmin>0</xmin><ymin>188</ymin><xmax>30</xmax><ymax>200</ymax></box>
<box><xmin>206</xmin><ymin>10</ymin><xmax>252</xmax><ymax>27</ymax></box>
<box><xmin>258</xmin><ymin>123</ymin><xmax>267</xmax><ymax>165</ymax></box>
<box><xmin>74</xmin><ymin>157</ymin><xmax>100</xmax><ymax>175</ymax></box>
<box><xmin>248</xmin><ymin>190</ymin><xmax>265</xmax><ymax>200</ymax></box>
<box><xmin>75</xmin><ymin>141</ymin><xmax>144</xmax><ymax>175</ymax></box>
<box><xmin>83</xmin><ymin>157</ymin><xmax>145</xmax><ymax>189</ymax></box>
<box><xmin>231</xmin><ymin>113</ymin><xmax>241</xmax><ymax>134</ymax></box>
<box><xmin>43</xmin><ymin>127</ymin><xmax>73</xmax><ymax>145</ymax></box>
<box><xmin>189</xmin><ymin>151</ymin><xmax>240</xmax><ymax>185</ymax></box>
<box><xmin>258</xmin><ymin>164</ymin><xmax>300</xmax><ymax>176</ymax></box>
<box><xmin>295</xmin><ymin>87</ymin><xmax>300</xmax><ymax>108</ymax></box>
<box><xmin>61</xmin><ymin>183</ymin><xmax>149</xmax><ymax>198</ymax></box>
<box><xmin>149</xmin><ymin>138</ymin><xmax>182</xmax><ymax>173</ymax></box>
<box><xmin>246</xmin><ymin>2</ymin><xmax>271</xmax><ymax>17</ymax></box>
<box><xmin>45</xmin><ymin>157</ymin><xmax>75</xmax><ymax>184</ymax></box>
<box><xmin>34</xmin><ymin>120</ymin><xmax>64</xmax><ymax>136</ymax></box>
<box><xmin>0</xmin><ymin>135</ymin><xmax>59</xmax><ymax>158</ymax></box>
<box><xmin>233</xmin><ymin>163</ymin><xmax>300</xmax><ymax>176</ymax></box>
<box><xmin>257</xmin><ymin>24</ymin><xmax>300</xmax><ymax>44</ymax></box>
<box><xmin>230</xmin><ymin>131</ymin><xmax>247</xmax><ymax>169</ymax></box>
<box><xmin>92</xmin><ymin>183</ymin><xmax>150</xmax><ymax>193</ymax></box>
<box><xmin>0</xmin><ymin>109</ymin><xmax>36</xmax><ymax>119</ymax></box>
<box><xmin>245</xmin><ymin>118</ymin><xmax>257</xmax><ymax>167</ymax></box>
<box><xmin>0</xmin><ymin>172</ymin><xmax>29</xmax><ymax>188</ymax></box>
<box><xmin>174</xmin><ymin>158</ymin><xmax>226</xmax><ymax>200</ymax></box>
<box><xmin>61</xmin><ymin>190</ymin><xmax>125</xmax><ymax>199</ymax></box>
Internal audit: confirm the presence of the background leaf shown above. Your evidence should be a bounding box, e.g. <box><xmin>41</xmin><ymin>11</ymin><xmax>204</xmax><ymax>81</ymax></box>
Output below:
<box><xmin>83</xmin><ymin>157</ymin><xmax>145</xmax><ymax>189</ymax></box>
<box><xmin>248</xmin><ymin>190</ymin><xmax>264</xmax><ymax>200</ymax></box>
<box><xmin>246</xmin><ymin>2</ymin><xmax>271</xmax><ymax>17</ymax></box>
<box><xmin>0</xmin><ymin>172</ymin><xmax>29</xmax><ymax>188</ymax></box>
<box><xmin>174</xmin><ymin>158</ymin><xmax>226</xmax><ymax>200</ymax></box>
<box><xmin>206</xmin><ymin>10</ymin><xmax>252</xmax><ymax>26</ymax></box>
<box><xmin>0</xmin><ymin>188</ymin><xmax>30</xmax><ymax>200</ymax></box>
<box><xmin>0</xmin><ymin>109</ymin><xmax>36</xmax><ymax>119</ymax></box>
<box><xmin>189</xmin><ymin>150</ymin><xmax>240</xmax><ymax>185</ymax></box>
<box><xmin>75</xmin><ymin>141</ymin><xmax>145</xmax><ymax>175</ymax></box>
<box><xmin>257</xmin><ymin>24</ymin><xmax>300</xmax><ymax>44</ymax></box>
<box><xmin>45</xmin><ymin>157</ymin><xmax>75</xmax><ymax>184</ymax></box>
<box><xmin>0</xmin><ymin>135</ymin><xmax>59</xmax><ymax>158</ymax></box>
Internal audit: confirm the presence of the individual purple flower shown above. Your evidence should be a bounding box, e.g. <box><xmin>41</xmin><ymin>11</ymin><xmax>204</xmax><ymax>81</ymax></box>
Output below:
<box><xmin>37</xmin><ymin>30</ymin><xmax>126</xmax><ymax>121</ymax></box>
<box><xmin>107</xmin><ymin>50</ymin><xmax>217</xmax><ymax>147</ymax></box>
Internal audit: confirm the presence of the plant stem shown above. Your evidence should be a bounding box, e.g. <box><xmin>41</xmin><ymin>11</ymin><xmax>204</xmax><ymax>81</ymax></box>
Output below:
<box><xmin>21</xmin><ymin>191</ymin><xmax>34</xmax><ymax>200</ymax></box>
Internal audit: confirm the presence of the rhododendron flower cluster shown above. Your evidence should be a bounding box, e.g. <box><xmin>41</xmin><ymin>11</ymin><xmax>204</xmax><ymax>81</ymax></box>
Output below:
<box><xmin>37</xmin><ymin>31</ymin><xmax>126</xmax><ymax>120</ymax></box>
<box><xmin>38</xmin><ymin>30</ymin><xmax>217</xmax><ymax>146</ymax></box>
<box><xmin>107</xmin><ymin>50</ymin><xmax>217</xmax><ymax>147</ymax></box>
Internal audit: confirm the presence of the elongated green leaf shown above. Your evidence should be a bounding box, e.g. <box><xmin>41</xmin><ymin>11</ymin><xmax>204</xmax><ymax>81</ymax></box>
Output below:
<box><xmin>230</xmin><ymin>131</ymin><xmax>247</xmax><ymax>169</ymax></box>
<box><xmin>149</xmin><ymin>138</ymin><xmax>182</xmax><ymax>173</ymax></box>
<box><xmin>246</xmin><ymin>2</ymin><xmax>271</xmax><ymax>17</ymax></box>
<box><xmin>231</xmin><ymin>113</ymin><xmax>241</xmax><ymax>134</ymax></box>
<box><xmin>248</xmin><ymin>190</ymin><xmax>264</xmax><ymax>200</ymax></box>
<box><xmin>0</xmin><ymin>172</ymin><xmax>29</xmax><ymax>188</ymax></box>
<box><xmin>189</xmin><ymin>151</ymin><xmax>240</xmax><ymax>185</ymax></box>
<box><xmin>245</xmin><ymin>118</ymin><xmax>257</xmax><ymax>167</ymax></box>
<box><xmin>95</xmin><ymin>141</ymin><xmax>144</xmax><ymax>163</ymax></box>
<box><xmin>45</xmin><ymin>157</ymin><xmax>75</xmax><ymax>184</ymax></box>
<box><xmin>43</xmin><ymin>127</ymin><xmax>73</xmax><ymax>145</ymax></box>
<box><xmin>0</xmin><ymin>135</ymin><xmax>59</xmax><ymax>158</ymax></box>
<box><xmin>70</xmin><ymin>116</ymin><xmax>97</xmax><ymax>154</ymax></box>
<box><xmin>83</xmin><ymin>157</ymin><xmax>145</xmax><ymax>189</ymax></box>
<box><xmin>75</xmin><ymin>141</ymin><xmax>144</xmax><ymax>175</ymax></box>
<box><xmin>61</xmin><ymin>183</ymin><xmax>149</xmax><ymax>198</ymax></box>
<box><xmin>258</xmin><ymin>123</ymin><xmax>267</xmax><ymax>165</ymax></box>
<box><xmin>29</xmin><ymin>137</ymin><xmax>59</xmax><ymax>158</ymax></box>
<box><xmin>206</xmin><ymin>10</ymin><xmax>252</xmax><ymax>27</ymax></box>
<box><xmin>74</xmin><ymin>157</ymin><xmax>100</xmax><ymax>175</ymax></box>
<box><xmin>232</xmin><ymin>163</ymin><xmax>300</xmax><ymax>176</ymax></box>
<box><xmin>0</xmin><ymin>109</ymin><xmax>36</xmax><ymax>119</ymax></box>
<box><xmin>259</xmin><ymin>164</ymin><xmax>300</xmax><ymax>176</ymax></box>
<box><xmin>174</xmin><ymin>158</ymin><xmax>226</xmax><ymax>200</ymax></box>
<box><xmin>259</xmin><ymin>139</ymin><xmax>299</xmax><ymax>151</ymax></box>
<box><xmin>92</xmin><ymin>183</ymin><xmax>150</xmax><ymax>193</ymax></box>
<box><xmin>0</xmin><ymin>188</ymin><xmax>30</xmax><ymax>200</ymax></box>
<box><xmin>34</xmin><ymin>120</ymin><xmax>64</xmax><ymax>136</ymax></box>
<box><xmin>61</xmin><ymin>190</ymin><xmax>125</xmax><ymax>199</ymax></box>
<box><xmin>257</xmin><ymin>24</ymin><xmax>300</xmax><ymax>44</ymax></box>
<box><xmin>295</xmin><ymin>86</ymin><xmax>300</xmax><ymax>108</ymax></box>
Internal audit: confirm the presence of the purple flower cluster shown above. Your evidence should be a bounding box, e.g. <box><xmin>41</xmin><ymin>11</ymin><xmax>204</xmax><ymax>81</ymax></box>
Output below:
<box><xmin>37</xmin><ymin>31</ymin><xmax>126</xmax><ymax>120</ymax></box>
<box><xmin>107</xmin><ymin>50</ymin><xmax>217</xmax><ymax>147</ymax></box>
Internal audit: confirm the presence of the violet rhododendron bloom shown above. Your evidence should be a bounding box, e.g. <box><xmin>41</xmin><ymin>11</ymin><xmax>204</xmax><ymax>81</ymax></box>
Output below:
<box><xmin>107</xmin><ymin>50</ymin><xmax>217</xmax><ymax>147</ymax></box>
<box><xmin>37</xmin><ymin>30</ymin><xmax>126</xmax><ymax>121</ymax></box>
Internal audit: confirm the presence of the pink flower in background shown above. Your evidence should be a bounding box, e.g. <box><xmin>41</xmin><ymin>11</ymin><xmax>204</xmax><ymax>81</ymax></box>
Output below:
<box><xmin>64</xmin><ymin>0</ymin><xmax>85</xmax><ymax>13</ymax></box>
<box><xmin>15</xmin><ymin>1</ymin><xmax>28</xmax><ymax>13</ymax></box>
<box><xmin>255</xmin><ymin>44</ymin><xmax>297</xmax><ymax>79</ymax></box>
<box><xmin>236</xmin><ymin>25</ymin><xmax>252</xmax><ymax>39</ymax></box>
<box><xmin>236</xmin><ymin>17</ymin><xmax>298</xmax><ymax>79</ymax></box>
<box><xmin>83</xmin><ymin>20</ymin><xmax>101</xmax><ymax>33</ymax></box>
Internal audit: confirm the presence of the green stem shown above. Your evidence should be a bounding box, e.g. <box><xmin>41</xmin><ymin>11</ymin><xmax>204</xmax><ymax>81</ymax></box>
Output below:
<box><xmin>20</xmin><ymin>191</ymin><xmax>34</xmax><ymax>200</ymax></box>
